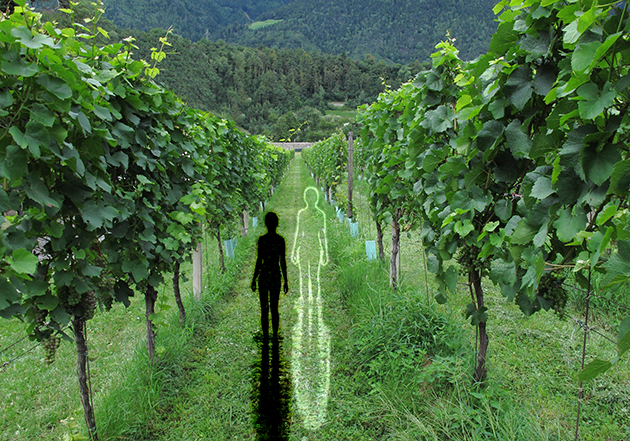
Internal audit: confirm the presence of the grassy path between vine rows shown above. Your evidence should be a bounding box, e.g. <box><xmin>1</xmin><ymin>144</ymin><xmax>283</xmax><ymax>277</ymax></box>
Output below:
<box><xmin>134</xmin><ymin>154</ymin><xmax>383</xmax><ymax>440</ymax></box>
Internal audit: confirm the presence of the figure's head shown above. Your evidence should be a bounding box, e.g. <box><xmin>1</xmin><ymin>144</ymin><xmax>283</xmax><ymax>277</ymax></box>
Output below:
<box><xmin>304</xmin><ymin>187</ymin><xmax>319</xmax><ymax>207</ymax></box>
<box><xmin>265</xmin><ymin>212</ymin><xmax>279</xmax><ymax>231</ymax></box>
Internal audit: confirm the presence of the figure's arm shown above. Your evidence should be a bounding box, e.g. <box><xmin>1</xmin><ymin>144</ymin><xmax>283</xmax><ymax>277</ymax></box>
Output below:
<box><xmin>251</xmin><ymin>239</ymin><xmax>262</xmax><ymax>292</ymax></box>
<box><xmin>281</xmin><ymin>237</ymin><xmax>288</xmax><ymax>293</ymax></box>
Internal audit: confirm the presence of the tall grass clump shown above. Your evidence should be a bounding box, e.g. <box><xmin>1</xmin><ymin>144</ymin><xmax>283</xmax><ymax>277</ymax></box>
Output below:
<box><xmin>330</xmin><ymin>222</ymin><xmax>466</xmax><ymax>392</ymax></box>
<box><xmin>328</xmin><ymin>214</ymin><xmax>560</xmax><ymax>439</ymax></box>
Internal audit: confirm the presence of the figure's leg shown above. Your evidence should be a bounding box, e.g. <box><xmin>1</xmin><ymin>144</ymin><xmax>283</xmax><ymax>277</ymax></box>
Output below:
<box><xmin>270</xmin><ymin>286</ymin><xmax>280</xmax><ymax>339</ymax></box>
<box><xmin>259</xmin><ymin>286</ymin><xmax>269</xmax><ymax>339</ymax></box>
<box><xmin>307</xmin><ymin>261</ymin><xmax>313</xmax><ymax>336</ymax></box>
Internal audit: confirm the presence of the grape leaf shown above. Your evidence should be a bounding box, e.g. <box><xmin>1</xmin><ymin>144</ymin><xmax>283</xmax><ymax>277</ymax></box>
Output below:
<box><xmin>9</xmin><ymin>248</ymin><xmax>39</xmax><ymax>275</ymax></box>
<box><xmin>578</xmin><ymin>358</ymin><xmax>612</xmax><ymax>382</ymax></box>
<box><xmin>608</xmin><ymin>159</ymin><xmax>630</xmax><ymax>196</ymax></box>
<box><xmin>490</xmin><ymin>258</ymin><xmax>516</xmax><ymax>286</ymax></box>
<box><xmin>36</xmin><ymin>74</ymin><xmax>72</xmax><ymax>100</ymax></box>
<box><xmin>2</xmin><ymin>144</ymin><xmax>29</xmax><ymax>182</ymax></box>
<box><xmin>505</xmin><ymin>120</ymin><xmax>531</xmax><ymax>158</ymax></box>
<box><xmin>572</xmin><ymin>42</ymin><xmax>600</xmax><ymax>72</ymax></box>
<box><xmin>30</xmin><ymin>103</ymin><xmax>55</xmax><ymax>127</ymax></box>
<box><xmin>530</xmin><ymin>176</ymin><xmax>554</xmax><ymax>199</ymax></box>
<box><xmin>1</xmin><ymin>58</ymin><xmax>39</xmax><ymax>77</ymax></box>
<box><xmin>576</xmin><ymin>82</ymin><xmax>616</xmax><ymax>120</ymax></box>
<box><xmin>444</xmin><ymin>265</ymin><xmax>458</xmax><ymax>294</ymax></box>
<box><xmin>553</xmin><ymin>208</ymin><xmax>587</xmax><ymax>243</ymax></box>
<box><xmin>582</xmin><ymin>142</ymin><xmax>620</xmax><ymax>186</ymax></box>
<box><xmin>25</xmin><ymin>174</ymin><xmax>60</xmax><ymax>208</ymax></box>
<box><xmin>0</xmin><ymin>90</ymin><xmax>13</xmax><ymax>108</ymax></box>
<box><xmin>0</xmin><ymin>279</ymin><xmax>20</xmax><ymax>309</ymax></box>
<box><xmin>511</xmin><ymin>219</ymin><xmax>537</xmax><ymax>245</ymax></box>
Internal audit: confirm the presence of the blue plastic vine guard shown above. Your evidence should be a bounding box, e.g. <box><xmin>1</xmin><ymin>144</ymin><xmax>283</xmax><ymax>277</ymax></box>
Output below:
<box><xmin>350</xmin><ymin>222</ymin><xmax>359</xmax><ymax>238</ymax></box>
<box><xmin>224</xmin><ymin>238</ymin><xmax>237</xmax><ymax>259</ymax></box>
<box><xmin>365</xmin><ymin>240</ymin><xmax>377</xmax><ymax>260</ymax></box>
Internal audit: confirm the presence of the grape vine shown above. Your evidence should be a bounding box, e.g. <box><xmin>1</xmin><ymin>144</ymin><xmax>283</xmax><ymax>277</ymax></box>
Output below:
<box><xmin>355</xmin><ymin>0</ymin><xmax>630</xmax><ymax>384</ymax></box>
<box><xmin>0</xmin><ymin>2</ymin><xmax>292</xmax><ymax>438</ymax></box>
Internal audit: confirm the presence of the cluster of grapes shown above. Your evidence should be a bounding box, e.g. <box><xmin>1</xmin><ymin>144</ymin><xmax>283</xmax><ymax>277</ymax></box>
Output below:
<box><xmin>34</xmin><ymin>307</ymin><xmax>48</xmax><ymax>326</ymax></box>
<box><xmin>97</xmin><ymin>276</ymin><xmax>116</xmax><ymax>311</ymax></box>
<box><xmin>538</xmin><ymin>272</ymin><xmax>568</xmax><ymax>316</ymax></box>
<box><xmin>58</xmin><ymin>285</ymin><xmax>82</xmax><ymax>309</ymax></box>
<box><xmin>457</xmin><ymin>244</ymin><xmax>488</xmax><ymax>274</ymax></box>
<box><xmin>58</xmin><ymin>286</ymin><xmax>97</xmax><ymax>320</ymax></box>
<box><xmin>83</xmin><ymin>291</ymin><xmax>97</xmax><ymax>320</ymax></box>
<box><xmin>43</xmin><ymin>335</ymin><xmax>60</xmax><ymax>364</ymax></box>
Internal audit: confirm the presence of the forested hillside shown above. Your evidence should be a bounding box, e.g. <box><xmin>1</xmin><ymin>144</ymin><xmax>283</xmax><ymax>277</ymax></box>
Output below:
<box><xmin>125</xmin><ymin>29</ymin><xmax>422</xmax><ymax>140</ymax></box>
<box><xmin>224</xmin><ymin>0</ymin><xmax>498</xmax><ymax>63</ymax></box>
<box><xmin>100</xmin><ymin>0</ymin><xmax>498</xmax><ymax>64</ymax></box>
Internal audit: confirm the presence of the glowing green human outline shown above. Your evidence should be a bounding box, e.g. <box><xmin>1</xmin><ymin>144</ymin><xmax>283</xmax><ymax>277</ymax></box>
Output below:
<box><xmin>291</xmin><ymin>186</ymin><xmax>331</xmax><ymax>431</ymax></box>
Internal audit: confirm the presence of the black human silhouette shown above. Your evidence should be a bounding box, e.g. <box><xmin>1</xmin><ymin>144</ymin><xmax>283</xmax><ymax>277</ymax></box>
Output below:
<box><xmin>251</xmin><ymin>212</ymin><xmax>288</xmax><ymax>340</ymax></box>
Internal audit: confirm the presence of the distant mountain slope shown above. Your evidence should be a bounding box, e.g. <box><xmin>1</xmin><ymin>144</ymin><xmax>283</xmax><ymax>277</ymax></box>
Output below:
<box><xmin>102</xmin><ymin>0</ymin><xmax>497</xmax><ymax>63</ymax></box>
<box><xmin>101</xmin><ymin>0</ymin><xmax>293</xmax><ymax>41</ymax></box>
<box><xmin>226</xmin><ymin>0</ymin><xmax>498</xmax><ymax>63</ymax></box>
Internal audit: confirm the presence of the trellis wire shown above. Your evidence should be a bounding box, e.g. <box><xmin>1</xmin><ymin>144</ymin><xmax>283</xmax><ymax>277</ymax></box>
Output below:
<box><xmin>567</xmin><ymin>283</ymin><xmax>630</xmax><ymax>310</ymax></box>
<box><xmin>571</xmin><ymin>317</ymin><xmax>617</xmax><ymax>345</ymax></box>
<box><xmin>1</xmin><ymin>325</ymin><xmax>70</xmax><ymax>369</ymax></box>
<box><xmin>1</xmin><ymin>341</ymin><xmax>41</xmax><ymax>370</ymax></box>
<box><xmin>0</xmin><ymin>333</ymin><xmax>31</xmax><ymax>357</ymax></box>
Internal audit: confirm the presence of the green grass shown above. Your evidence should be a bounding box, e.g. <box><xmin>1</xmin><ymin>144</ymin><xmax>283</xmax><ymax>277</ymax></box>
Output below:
<box><xmin>248</xmin><ymin>19</ymin><xmax>284</xmax><ymax>30</ymax></box>
<box><xmin>97</xmin><ymin>224</ymin><xmax>263</xmax><ymax>440</ymax></box>
<box><xmin>0</xmin><ymin>212</ymin><xmax>260</xmax><ymax>440</ymax></box>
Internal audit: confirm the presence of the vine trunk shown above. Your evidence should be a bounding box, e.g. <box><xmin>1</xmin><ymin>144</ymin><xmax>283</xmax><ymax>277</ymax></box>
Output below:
<box><xmin>145</xmin><ymin>285</ymin><xmax>158</xmax><ymax>361</ymax></box>
<box><xmin>72</xmin><ymin>315</ymin><xmax>98</xmax><ymax>440</ymax></box>
<box><xmin>216</xmin><ymin>229</ymin><xmax>226</xmax><ymax>272</ymax></box>
<box><xmin>173</xmin><ymin>262</ymin><xmax>186</xmax><ymax>325</ymax></box>
<box><xmin>390</xmin><ymin>209</ymin><xmax>401</xmax><ymax>289</ymax></box>
<box><xmin>471</xmin><ymin>269</ymin><xmax>488</xmax><ymax>383</ymax></box>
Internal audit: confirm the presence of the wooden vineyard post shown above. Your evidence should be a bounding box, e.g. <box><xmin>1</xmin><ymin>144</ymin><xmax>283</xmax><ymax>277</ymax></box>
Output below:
<box><xmin>347</xmin><ymin>131</ymin><xmax>354</xmax><ymax>220</ymax></box>
<box><xmin>242</xmin><ymin>210</ymin><xmax>249</xmax><ymax>237</ymax></box>
<box><xmin>192</xmin><ymin>241</ymin><xmax>202</xmax><ymax>299</ymax></box>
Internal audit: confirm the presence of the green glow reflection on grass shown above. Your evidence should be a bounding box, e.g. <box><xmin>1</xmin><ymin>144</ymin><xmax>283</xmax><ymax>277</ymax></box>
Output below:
<box><xmin>291</xmin><ymin>186</ymin><xmax>331</xmax><ymax>431</ymax></box>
